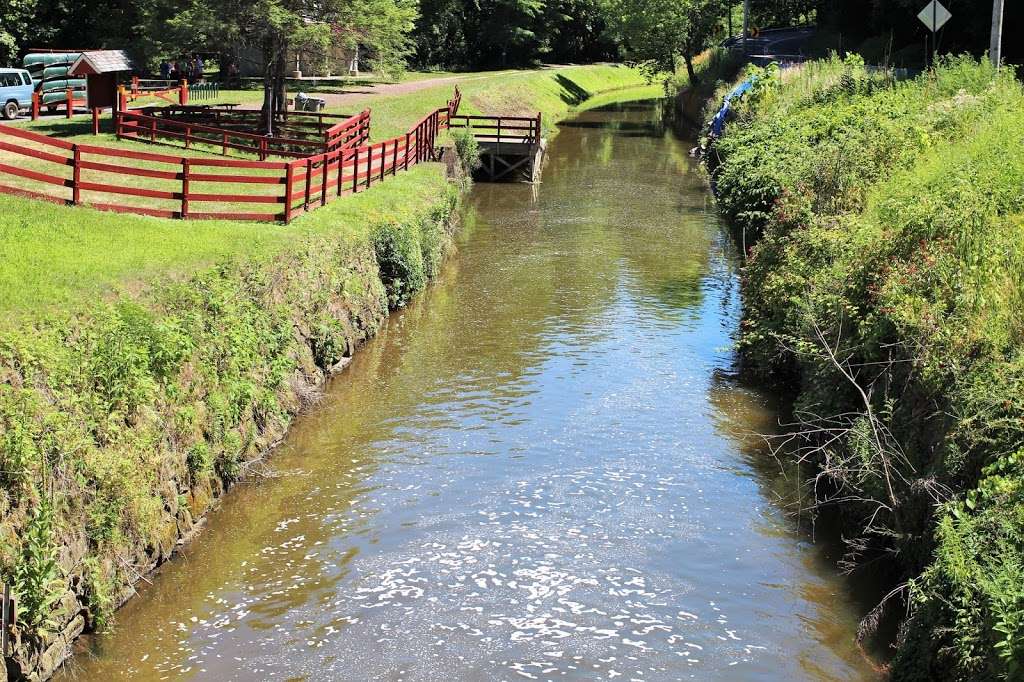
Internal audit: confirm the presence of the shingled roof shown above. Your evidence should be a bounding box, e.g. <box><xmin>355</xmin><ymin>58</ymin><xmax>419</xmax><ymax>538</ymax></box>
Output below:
<box><xmin>69</xmin><ymin>50</ymin><xmax>134</xmax><ymax>75</ymax></box>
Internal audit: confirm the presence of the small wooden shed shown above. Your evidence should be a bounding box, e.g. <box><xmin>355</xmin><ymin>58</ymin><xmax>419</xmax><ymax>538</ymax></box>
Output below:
<box><xmin>69</xmin><ymin>50</ymin><xmax>134</xmax><ymax>111</ymax></box>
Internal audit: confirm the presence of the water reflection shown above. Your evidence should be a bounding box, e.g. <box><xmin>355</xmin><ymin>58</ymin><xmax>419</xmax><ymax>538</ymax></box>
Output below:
<box><xmin>59</xmin><ymin>100</ymin><xmax>879</xmax><ymax>681</ymax></box>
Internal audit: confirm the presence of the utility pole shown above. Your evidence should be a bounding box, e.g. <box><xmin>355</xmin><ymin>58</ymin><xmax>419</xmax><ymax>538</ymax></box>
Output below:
<box><xmin>742</xmin><ymin>0</ymin><xmax>750</xmax><ymax>55</ymax></box>
<box><xmin>990</xmin><ymin>0</ymin><xmax>1005</xmax><ymax>68</ymax></box>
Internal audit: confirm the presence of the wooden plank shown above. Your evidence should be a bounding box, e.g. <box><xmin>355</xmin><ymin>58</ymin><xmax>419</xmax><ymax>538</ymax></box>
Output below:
<box><xmin>0</xmin><ymin>125</ymin><xmax>76</xmax><ymax>149</ymax></box>
<box><xmin>187</xmin><ymin>192</ymin><xmax>281</xmax><ymax>204</ymax></box>
<box><xmin>0</xmin><ymin>181</ymin><xmax>67</xmax><ymax>205</ymax></box>
<box><xmin>0</xmin><ymin>162</ymin><xmax>72</xmax><ymax>187</ymax></box>
<box><xmin>77</xmin><ymin>143</ymin><xmax>184</xmax><ymax>165</ymax></box>
<box><xmin>187</xmin><ymin>172</ymin><xmax>283</xmax><ymax>184</ymax></box>
<box><xmin>0</xmin><ymin>140</ymin><xmax>73</xmax><ymax>166</ymax></box>
<box><xmin>188</xmin><ymin>157</ymin><xmax>288</xmax><ymax>170</ymax></box>
<box><xmin>79</xmin><ymin>159</ymin><xmax>181</xmax><ymax>180</ymax></box>
<box><xmin>78</xmin><ymin>181</ymin><xmax>180</xmax><ymax>200</ymax></box>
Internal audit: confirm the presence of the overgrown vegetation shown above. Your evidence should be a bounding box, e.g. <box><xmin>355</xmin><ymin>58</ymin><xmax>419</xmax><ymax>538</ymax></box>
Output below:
<box><xmin>706</xmin><ymin>55</ymin><xmax>1024</xmax><ymax>679</ymax></box>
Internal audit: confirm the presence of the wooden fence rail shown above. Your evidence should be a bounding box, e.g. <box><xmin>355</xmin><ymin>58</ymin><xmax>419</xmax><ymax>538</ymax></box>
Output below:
<box><xmin>0</xmin><ymin>87</ymin><xmax>542</xmax><ymax>223</ymax></box>
<box><xmin>0</xmin><ymin>104</ymin><xmax>450</xmax><ymax>223</ymax></box>
<box><xmin>119</xmin><ymin>108</ymin><xmax>371</xmax><ymax>159</ymax></box>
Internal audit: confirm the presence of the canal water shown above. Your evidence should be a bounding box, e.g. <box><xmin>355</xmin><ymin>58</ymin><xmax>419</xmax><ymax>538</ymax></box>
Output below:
<box><xmin>61</xmin><ymin>99</ymin><xmax>879</xmax><ymax>681</ymax></box>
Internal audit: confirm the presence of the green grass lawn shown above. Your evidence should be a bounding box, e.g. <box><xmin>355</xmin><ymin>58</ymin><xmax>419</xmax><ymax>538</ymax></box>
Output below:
<box><xmin>0</xmin><ymin>164</ymin><xmax>448</xmax><ymax>318</ymax></box>
<box><xmin>0</xmin><ymin>64</ymin><xmax>653</xmax><ymax>319</ymax></box>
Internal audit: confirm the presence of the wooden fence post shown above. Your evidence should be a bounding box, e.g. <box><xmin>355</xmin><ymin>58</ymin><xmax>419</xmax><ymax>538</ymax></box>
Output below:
<box><xmin>181</xmin><ymin>158</ymin><xmax>190</xmax><ymax>218</ymax></box>
<box><xmin>304</xmin><ymin>157</ymin><xmax>313</xmax><ymax>209</ymax></box>
<box><xmin>392</xmin><ymin>140</ymin><xmax>398</xmax><ymax>176</ymax></box>
<box><xmin>379</xmin><ymin>141</ymin><xmax>386</xmax><ymax>182</ymax></box>
<box><xmin>179</xmin><ymin>80</ymin><xmax>189</xmax><ymax>106</ymax></box>
<box><xmin>31</xmin><ymin>91</ymin><xmax>40</xmax><ymax>121</ymax></box>
<box><xmin>65</xmin><ymin>88</ymin><xmax>73</xmax><ymax>119</ymax></box>
<box><xmin>284</xmin><ymin>162</ymin><xmax>295</xmax><ymax>223</ymax></box>
<box><xmin>336</xmin><ymin>150</ymin><xmax>344</xmax><ymax>197</ymax></box>
<box><xmin>352</xmin><ymin>148</ymin><xmax>360</xmax><ymax>193</ymax></box>
<box><xmin>71</xmin><ymin>145</ymin><xmax>81</xmax><ymax>205</ymax></box>
<box><xmin>91</xmin><ymin>108</ymin><xmax>100</xmax><ymax>135</ymax></box>
<box><xmin>320</xmin><ymin>156</ymin><xmax>329</xmax><ymax>206</ymax></box>
<box><xmin>365</xmin><ymin>144</ymin><xmax>373</xmax><ymax>189</ymax></box>
<box><xmin>404</xmin><ymin>132</ymin><xmax>411</xmax><ymax>170</ymax></box>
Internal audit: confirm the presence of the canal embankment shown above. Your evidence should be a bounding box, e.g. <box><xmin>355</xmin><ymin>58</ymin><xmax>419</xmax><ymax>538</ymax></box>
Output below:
<box><xmin>704</xmin><ymin>54</ymin><xmax>1024</xmax><ymax>679</ymax></box>
<box><xmin>0</xmin><ymin>65</ymin><xmax>651</xmax><ymax>681</ymax></box>
<box><xmin>57</xmin><ymin>96</ymin><xmax>878</xmax><ymax>682</ymax></box>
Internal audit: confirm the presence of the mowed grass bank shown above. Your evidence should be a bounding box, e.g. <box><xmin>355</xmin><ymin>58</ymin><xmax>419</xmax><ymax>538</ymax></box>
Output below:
<box><xmin>707</xmin><ymin>56</ymin><xmax>1024</xmax><ymax>679</ymax></box>
<box><xmin>0</xmin><ymin>63</ymin><xmax>655</xmax><ymax>682</ymax></box>
<box><xmin>0</xmin><ymin>166</ymin><xmax>447</xmax><ymax>316</ymax></box>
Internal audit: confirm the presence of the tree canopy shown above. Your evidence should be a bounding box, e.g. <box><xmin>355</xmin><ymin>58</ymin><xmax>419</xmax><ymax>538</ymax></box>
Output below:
<box><xmin>599</xmin><ymin>0</ymin><xmax>722</xmax><ymax>81</ymax></box>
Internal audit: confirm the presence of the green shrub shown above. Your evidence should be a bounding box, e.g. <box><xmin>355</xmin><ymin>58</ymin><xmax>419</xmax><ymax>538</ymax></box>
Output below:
<box><xmin>13</xmin><ymin>496</ymin><xmax>63</xmax><ymax>632</ymax></box>
<box><xmin>708</xmin><ymin>55</ymin><xmax>1024</xmax><ymax>678</ymax></box>
<box><xmin>452</xmin><ymin>127</ymin><xmax>482</xmax><ymax>173</ymax></box>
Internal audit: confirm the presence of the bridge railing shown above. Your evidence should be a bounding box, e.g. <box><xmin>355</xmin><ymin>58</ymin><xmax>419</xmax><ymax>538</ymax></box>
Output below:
<box><xmin>447</xmin><ymin>113</ymin><xmax>542</xmax><ymax>146</ymax></box>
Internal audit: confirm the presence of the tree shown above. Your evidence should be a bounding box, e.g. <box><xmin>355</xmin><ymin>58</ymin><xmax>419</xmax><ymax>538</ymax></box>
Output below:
<box><xmin>600</xmin><ymin>0</ymin><xmax>722</xmax><ymax>82</ymax></box>
<box><xmin>149</xmin><ymin>0</ymin><xmax>416</xmax><ymax>135</ymax></box>
<box><xmin>0</xmin><ymin>0</ymin><xmax>40</xmax><ymax>66</ymax></box>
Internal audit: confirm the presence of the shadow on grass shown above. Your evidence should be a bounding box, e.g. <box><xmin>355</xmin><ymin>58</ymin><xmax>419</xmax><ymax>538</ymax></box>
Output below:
<box><xmin>554</xmin><ymin>74</ymin><xmax>591</xmax><ymax>106</ymax></box>
<box><xmin>20</xmin><ymin>119</ymin><xmax>96</xmax><ymax>138</ymax></box>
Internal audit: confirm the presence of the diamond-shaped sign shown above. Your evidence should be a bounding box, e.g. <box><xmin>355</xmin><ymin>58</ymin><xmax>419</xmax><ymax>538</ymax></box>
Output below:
<box><xmin>918</xmin><ymin>0</ymin><xmax>952</xmax><ymax>32</ymax></box>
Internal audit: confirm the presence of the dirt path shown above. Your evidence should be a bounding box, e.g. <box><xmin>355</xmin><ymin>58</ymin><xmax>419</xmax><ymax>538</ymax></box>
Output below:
<box><xmin>300</xmin><ymin>65</ymin><xmax>582</xmax><ymax>108</ymax></box>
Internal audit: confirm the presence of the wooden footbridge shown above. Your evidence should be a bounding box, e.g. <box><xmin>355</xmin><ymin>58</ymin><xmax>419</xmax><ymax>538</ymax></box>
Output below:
<box><xmin>448</xmin><ymin>111</ymin><xmax>545</xmax><ymax>182</ymax></box>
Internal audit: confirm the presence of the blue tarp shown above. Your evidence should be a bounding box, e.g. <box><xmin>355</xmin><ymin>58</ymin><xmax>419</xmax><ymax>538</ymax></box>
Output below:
<box><xmin>708</xmin><ymin>76</ymin><xmax>756</xmax><ymax>138</ymax></box>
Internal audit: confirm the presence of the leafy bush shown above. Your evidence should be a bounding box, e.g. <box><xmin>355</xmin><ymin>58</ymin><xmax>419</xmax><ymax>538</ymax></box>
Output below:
<box><xmin>452</xmin><ymin>127</ymin><xmax>482</xmax><ymax>172</ymax></box>
<box><xmin>708</xmin><ymin>55</ymin><xmax>1024</xmax><ymax>679</ymax></box>
<box><xmin>14</xmin><ymin>496</ymin><xmax>63</xmax><ymax>632</ymax></box>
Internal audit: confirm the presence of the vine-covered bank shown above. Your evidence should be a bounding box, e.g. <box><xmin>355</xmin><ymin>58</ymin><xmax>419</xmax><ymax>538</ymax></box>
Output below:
<box><xmin>706</xmin><ymin>55</ymin><xmax>1024</xmax><ymax>680</ymax></box>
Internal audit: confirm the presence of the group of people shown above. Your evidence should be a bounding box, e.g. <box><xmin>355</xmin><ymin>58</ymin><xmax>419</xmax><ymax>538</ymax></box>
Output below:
<box><xmin>159</xmin><ymin>56</ymin><xmax>205</xmax><ymax>84</ymax></box>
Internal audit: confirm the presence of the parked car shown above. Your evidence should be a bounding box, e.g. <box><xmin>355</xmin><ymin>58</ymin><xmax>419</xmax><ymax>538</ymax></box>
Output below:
<box><xmin>0</xmin><ymin>68</ymin><xmax>34</xmax><ymax>119</ymax></box>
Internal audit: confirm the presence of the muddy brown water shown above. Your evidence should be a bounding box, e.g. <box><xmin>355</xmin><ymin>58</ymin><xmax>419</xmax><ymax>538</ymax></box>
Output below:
<box><xmin>59</xmin><ymin>99</ymin><xmax>881</xmax><ymax>681</ymax></box>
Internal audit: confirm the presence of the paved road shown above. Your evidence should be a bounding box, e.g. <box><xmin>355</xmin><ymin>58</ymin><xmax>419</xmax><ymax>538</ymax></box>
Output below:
<box><xmin>722</xmin><ymin>26</ymin><xmax>817</xmax><ymax>63</ymax></box>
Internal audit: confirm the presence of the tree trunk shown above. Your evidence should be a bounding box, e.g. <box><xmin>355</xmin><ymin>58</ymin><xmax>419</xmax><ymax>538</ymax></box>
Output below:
<box><xmin>261</xmin><ymin>37</ymin><xmax>275</xmax><ymax>136</ymax></box>
<box><xmin>684</xmin><ymin>53</ymin><xmax>698</xmax><ymax>85</ymax></box>
<box><xmin>274</xmin><ymin>44</ymin><xmax>288</xmax><ymax>120</ymax></box>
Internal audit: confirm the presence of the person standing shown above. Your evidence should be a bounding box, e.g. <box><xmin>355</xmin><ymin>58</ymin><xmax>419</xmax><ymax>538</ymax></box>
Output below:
<box><xmin>194</xmin><ymin>55</ymin><xmax>204</xmax><ymax>83</ymax></box>
<box><xmin>159</xmin><ymin>59</ymin><xmax>170</xmax><ymax>81</ymax></box>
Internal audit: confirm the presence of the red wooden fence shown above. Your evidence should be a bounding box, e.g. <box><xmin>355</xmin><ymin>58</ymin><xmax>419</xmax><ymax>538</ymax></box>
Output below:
<box><xmin>117</xmin><ymin>108</ymin><xmax>371</xmax><ymax>159</ymax></box>
<box><xmin>0</xmin><ymin>103</ymin><xmax>452</xmax><ymax>223</ymax></box>
<box><xmin>0</xmin><ymin>86</ymin><xmax>543</xmax><ymax>224</ymax></box>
